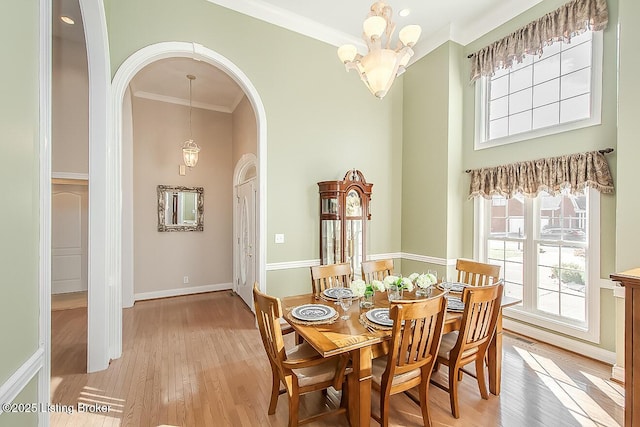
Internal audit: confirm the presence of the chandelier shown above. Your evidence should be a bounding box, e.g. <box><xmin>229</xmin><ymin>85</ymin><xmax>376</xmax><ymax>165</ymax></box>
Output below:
<box><xmin>182</xmin><ymin>74</ymin><xmax>201</xmax><ymax>169</ymax></box>
<box><xmin>337</xmin><ymin>1</ymin><xmax>421</xmax><ymax>99</ymax></box>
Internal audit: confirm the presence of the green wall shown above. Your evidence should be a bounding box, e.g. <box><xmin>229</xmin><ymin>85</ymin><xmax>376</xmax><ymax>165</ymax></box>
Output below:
<box><xmin>402</xmin><ymin>0</ymin><xmax>620</xmax><ymax>352</ymax></box>
<box><xmin>0</xmin><ymin>378</ymin><xmax>38</xmax><ymax>427</ymax></box>
<box><xmin>105</xmin><ymin>0</ymin><xmax>403</xmax><ymax>298</ymax></box>
<box><xmin>0</xmin><ymin>0</ymin><xmax>41</xmax><ymax>424</ymax></box>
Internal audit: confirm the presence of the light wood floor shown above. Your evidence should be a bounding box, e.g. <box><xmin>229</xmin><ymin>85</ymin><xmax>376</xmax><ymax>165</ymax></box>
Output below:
<box><xmin>51</xmin><ymin>291</ymin><xmax>624</xmax><ymax>426</ymax></box>
<box><xmin>51</xmin><ymin>291</ymin><xmax>87</xmax><ymax>311</ymax></box>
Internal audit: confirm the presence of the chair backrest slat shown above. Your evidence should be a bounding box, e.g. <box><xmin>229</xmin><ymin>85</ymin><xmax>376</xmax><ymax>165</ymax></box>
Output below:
<box><xmin>310</xmin><ymin>263</ymin><xmax>352</xmax><ymax>296</ymax></box>
<box><xmin>361</xmin><ymin>259</ymin><xmax>394</xmax><ymax>283</ymax></box>
<box><xmin>386</xmin><ymin>296</ymin><xmax>447</xmax><ymax>377</ymax></box>
<box><xmin>456</xmin><ymin>258</ymin><xmax>501</xmax><ymax>287</ymax></box>
<box><xmin>455</xmin><ymin>282</ymin><xmax>503</xmax><ymax>354</ymax></box>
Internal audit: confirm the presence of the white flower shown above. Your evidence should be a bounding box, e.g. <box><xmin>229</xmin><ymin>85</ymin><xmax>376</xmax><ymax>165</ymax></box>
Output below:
<box><xmin>415</xmin><ymin>273</ymin><xmax>437</xmax><ymax>289</ymax></box>
<box><xmin>408</xmin><ymin>272</ymin><xmax>419</xmax><ymax>282</ymax></box>
<box><xmin>401</xmin><ymin>277</ymin><xmax>414</xmax><ymax>292</ymax></box>
<box><xmin>371</xmin><ymin>280</ymin><xmax>385</xmax><ymax>292</ymax></box>
<box><xmin>349</xmin><ymin>279</ymin><xmax>367</xmax><ymax>297</ymax></box>
<box><xmin>383</xmin><ymin>275</ymin><xmax>399</xmax><ymax>289</ymax></box>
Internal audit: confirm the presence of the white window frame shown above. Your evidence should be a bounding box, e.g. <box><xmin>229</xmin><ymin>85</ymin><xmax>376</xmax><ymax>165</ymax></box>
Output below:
<box><xmin>474</xmin><ymin>187</ymin><xmax>601</xmax><ymax>343</ymax></box>
<box><xmin>474</xmin><ymin>31</ymin><xmax>604</xmax><ymax>150</ymax></box>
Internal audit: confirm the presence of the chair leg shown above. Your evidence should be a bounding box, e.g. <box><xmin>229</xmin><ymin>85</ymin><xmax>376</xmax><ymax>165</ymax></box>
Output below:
<box><xmin>286</xmin><ymin>380</ymin><xmax>299</xmax><ymax>427</ymax></box>
<box><xmin>268</xmin><ymin>368</ymin><xmax>280</xmax><ymax>415</ymax></box>
<box><xmin>449</xmin><ymin>367</ymin><xmax>461</xmax><ymax>419</ymax></box>
<box><xmin>433</xmin><ymin>361</ymin><xmax>440</xmax><ymax>372</ymax></box>
<box><xmin>380</xmin><ymin>388</ymin><xmax>390</xmax><ymax>427</ymax></box>
<box><xmin>475</xmin><ymin>356</ymin><xmax>489</xmax><ymax>400</ymax></box>
<box><xmin>419</xmin><ymin>379</ymin><xmax>432</xmax><ymax>427</ymax></box>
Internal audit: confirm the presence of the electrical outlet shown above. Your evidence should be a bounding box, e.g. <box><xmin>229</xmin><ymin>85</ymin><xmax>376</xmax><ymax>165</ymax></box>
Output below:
<box><xmin>183</xmin><ymin>276</ymin><xmax>189</xmax><ymax>284</ymax></box>
<box><xmin>275</xmin><ymin>234</ymin><xmax>285</xmax><ymax>244</ymax></box>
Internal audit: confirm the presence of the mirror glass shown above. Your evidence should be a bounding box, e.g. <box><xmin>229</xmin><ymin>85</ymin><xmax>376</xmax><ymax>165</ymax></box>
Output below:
<box><xmin>157</xmin><ymin>185</ymin><xmax>204</xmax><ymax>232</ymax></box>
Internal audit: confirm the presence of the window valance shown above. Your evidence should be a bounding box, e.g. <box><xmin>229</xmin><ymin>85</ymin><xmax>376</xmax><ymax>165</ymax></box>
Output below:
<box><xmin>467</xmin><ymin>150</ymin><xmax>614</xmax><ymax>199</ymax></box>
<box><xmin>469</xmin><ymin>0</ymin><xmax>608</xmax><ymax>82</ymax></box>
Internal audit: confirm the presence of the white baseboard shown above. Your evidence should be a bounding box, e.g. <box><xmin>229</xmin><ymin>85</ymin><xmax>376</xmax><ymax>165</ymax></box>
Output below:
<box><xmin>51</xmin><ymin>172</ymin><xmax>89</xmax><ymax>181</ymax></box>
<box><xmin>611</xmin><ymin>364</ymin><xmax>625</xmax><ymax>383</ymax></box>
<box><xmin>503</xmin><ymin>318</ymin><xmax>616</xmax><ymax>365</ymax></box>
<box><xmin>0</xmin><ymin>348</ymin><xmax>45</xmax><ymax>410</ymax></box>
<box><xmin>134</xmin><ymin>283</ymin><xmax>232</xmax><ymax>302</ymax></box>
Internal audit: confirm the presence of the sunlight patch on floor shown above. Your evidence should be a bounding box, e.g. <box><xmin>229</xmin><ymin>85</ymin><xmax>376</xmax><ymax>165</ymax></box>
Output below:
<box><xmin>581</xmin><ymin>371</ymin><xmax>625</xmax><ymax>407</ymax></box>
<box><xmin>514</xmin><ymin>346</ymin><xmax>621</xmax><ymax>427</ymax></box>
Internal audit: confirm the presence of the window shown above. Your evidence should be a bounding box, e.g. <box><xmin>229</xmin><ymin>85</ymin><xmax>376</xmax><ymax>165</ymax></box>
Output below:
<box><xmin>475</xmin><ymin>31</ymin><xmax>603</xmax><ymax>149</ymax></box>
<box><xmin>476</xmin><ymin>188</ymin><xmax>600</xmax><ymax>342</ymax></box>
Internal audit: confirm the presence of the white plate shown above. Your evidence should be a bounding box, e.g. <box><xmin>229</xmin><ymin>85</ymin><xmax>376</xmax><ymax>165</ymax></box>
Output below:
<box><xmin>291</xmin><ymin>304</ymin><xmax>337</xmax><ymax>322</ymax></box>
<box><xmin>438</xmin><ymin>282</ymin><xmax>468</xmax><ymax>293</ymax></box>
<box><xmin>366</xmin><ymin>308</ymin><xmax>393</xmax><ymax>327</ymax></box>
<box><xmin>323</xmin><ymin>287</ymin><xmax>354</xmax><ymax>300</ymax></box>
<box><xmin>447</xmin><ymin>297</ymin><xmax>465</xmax><ymax>312</ymax></box>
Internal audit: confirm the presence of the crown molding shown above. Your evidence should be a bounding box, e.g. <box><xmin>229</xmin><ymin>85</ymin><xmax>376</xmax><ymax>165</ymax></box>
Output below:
<box><xmin>133</xmin><ymin>90</ymin><xmax>234</xmax><ymax>113</ymax></box>
<box><xmin>207</xmin><ymin>0</ymin><xmax>544</xmax><ymax>65</ymax></box>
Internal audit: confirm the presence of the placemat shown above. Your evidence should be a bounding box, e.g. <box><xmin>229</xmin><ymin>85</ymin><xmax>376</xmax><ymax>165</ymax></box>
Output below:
<box><xmin>285</xmin><ymin>311</ymin><xmax>339</xmax><ymax>325</ymax></box>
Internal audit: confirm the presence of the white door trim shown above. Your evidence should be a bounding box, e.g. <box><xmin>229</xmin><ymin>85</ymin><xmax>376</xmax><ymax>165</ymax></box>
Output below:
<box><xmin>114</xmin><ymin>43</ymin><xmax>268</xmax><ymax>315</ymax></box>
<box><xmin>78</xmin><ymin>0</ymin><xmax>114</xmax><ymax>372</ymax></box>
<box><xmin>39</xmin><ymin>0</ymin><xmax>52</xmax><ymax>421</ymax></box>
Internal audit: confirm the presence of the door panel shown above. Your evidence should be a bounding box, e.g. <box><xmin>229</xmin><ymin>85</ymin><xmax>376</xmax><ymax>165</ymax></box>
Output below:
<box><xmin>236</xmin><ymin>180</ymin><xmax>256</xmax><ymax>309</ymax></box>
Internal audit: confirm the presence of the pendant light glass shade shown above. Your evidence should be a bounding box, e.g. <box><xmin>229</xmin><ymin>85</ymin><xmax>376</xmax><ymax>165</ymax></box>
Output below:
<box><xmin>182</xmin><ymin>74</ymin><xmax>200</xmax><ymax>169</ymax></box>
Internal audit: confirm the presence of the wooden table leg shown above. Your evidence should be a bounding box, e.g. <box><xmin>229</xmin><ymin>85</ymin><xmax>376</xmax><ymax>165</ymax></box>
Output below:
<box><xmin>487</xmin><ymin>310</ymin><xmax>503</xmax><ymax>395</ymax></box>
<box><xmin>348</xmin><ymin>346</ymin><xmax>372</xmax><ymax>427</ymax></box>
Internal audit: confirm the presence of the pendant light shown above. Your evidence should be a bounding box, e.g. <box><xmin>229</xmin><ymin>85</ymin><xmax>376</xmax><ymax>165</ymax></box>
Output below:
<box><xmin>182</xmin><ymin>74</ymin><xmax>201</xmax><ymax>168</ymax></box>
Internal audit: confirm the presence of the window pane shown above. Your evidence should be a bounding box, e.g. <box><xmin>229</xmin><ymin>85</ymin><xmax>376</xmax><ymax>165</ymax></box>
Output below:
<box><xmin>533</xmin><ymin>78</ymin><xmax>560</xmax><ymax>108</ymax></box>
<box><xmin>561</xmin><ymin>68</ymin><xmax>591</xmax><ymax>100</ymax></box>
<box><xmin>533</xmin><ymin>54</ymin><xmax>561</xmax><ymax>85</ymax></box>
<box><xmin>510</xmin><ymin>65</ymin><xmax>533</xmax><ymax>93</ymax></box>
<box><xmin>509</xmin><ymin>88</ymin><xmax>532</xmax><ymax>115</ymax></box>
<box><xmin>561</xmin><ymin>293</ymin><xmax>585</xmax><ymax>321</ymax></box>
<box><xmin>561</xmin><ymin>41</ymin><xmax>592</xmax><ymax>74</ymax></box>
<box><xmin>490</xmin><ymin>75</ymin><xmax>509</xmax><ymax>100</ymax></box>
<box><xmin>533</xmin><ymin>103</ymin><xmax>560</xmax><ymax>129</ymax></box>
<box><xmin>538</xmin><ymin>289</ymin><xmax>559</xmax><ymax>316</ymax></box>
<box><xmin>563</xmin><ymin>31</ymin><xmax>591</xmax><ymax>48</ymax></box>
<box><xmin>511</xmin><ymin>55</ymin><xmax>533</xmax><ymax>71</ymax></box>
<box><xmin>489</xmin><ymin>117</ymin><xmax>508</xmax><ymax>140</ymax></box>
<box><xmin>539</xmin><ymin>191</ymin><xmax>588</xmax><ymax>242</ymax></box>
<box><xmin>560</xmin><ymin>93</ymin><xmax>590</xmax><ymax>123</ymax></box>
<box><xmin>509</xmin><ymin>110</ymin><xmax>532</xmax><ymax>135</ymax></box>
<box><xmin>490</xmin><ymin>96</ymin><xmax>508</xmax><ymax>120</ymax></box>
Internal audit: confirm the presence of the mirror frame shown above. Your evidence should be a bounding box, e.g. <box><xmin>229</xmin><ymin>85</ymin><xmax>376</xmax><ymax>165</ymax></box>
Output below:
<box><xmin>157</xmin><ymin>185</ymin><xmax>204</xmax><ymax>232</ymax></box>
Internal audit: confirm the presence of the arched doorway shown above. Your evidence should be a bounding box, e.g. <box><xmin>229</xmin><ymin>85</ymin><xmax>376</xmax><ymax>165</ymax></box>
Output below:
<box><xmin>111</xmin><ymin>42</ymin><xmax>267</xmax><ymax>333</ymax></box>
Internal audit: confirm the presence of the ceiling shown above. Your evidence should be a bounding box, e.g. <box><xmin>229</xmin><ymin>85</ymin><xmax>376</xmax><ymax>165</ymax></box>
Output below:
<box><xmin>53</xmin><ymin>0</ymin><xmax>545</xmax><ymax>111</ymax></box>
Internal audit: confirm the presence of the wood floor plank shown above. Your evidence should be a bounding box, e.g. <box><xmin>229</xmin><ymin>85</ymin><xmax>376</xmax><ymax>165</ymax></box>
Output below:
<box><xmin>51</xmin><ymin>291</ymin><xmax>624</xmax><ymax>427</ymax></box>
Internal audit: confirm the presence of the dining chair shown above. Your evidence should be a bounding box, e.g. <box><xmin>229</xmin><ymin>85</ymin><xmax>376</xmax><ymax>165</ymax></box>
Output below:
<box><xmin>371</xmin><ymin>295</ymin><xmax>447</xmax><ymax>427</ymax></box>
<box><xmin>455</xmin><ymin>258</ymin><xmax>501</xmax><ymax>286</ymax></box>
<box><xmin>431</xmin><ymin>282</ymin><xmax>504</xmax><ymax>418</ymax></box>
<box><xmin>361</xmin><ymin>259</ymin><xmax>394</xmax><ymax>282</ymax></box>
<box><xmin>253</xmin><ymin>283</ymin><xmax>350</xmax><ymax>426</ymax></box>
<box><xmin>310</xmin><ymin>262</ymin><xmax>352</xmax><ymax>296</ymax></box>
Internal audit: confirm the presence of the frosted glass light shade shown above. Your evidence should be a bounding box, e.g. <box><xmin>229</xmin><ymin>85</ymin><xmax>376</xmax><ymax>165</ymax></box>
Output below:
<box><xmin>399</xmin><ymin>25</ymin><xmax>421</xmax><ymax>47</ymax></box>
<box><xmin>360</xmin><ymin>49</ymin><xmax>399</xmax><ymax>98</ymax></box>
<box><xmin>363</xmin><ymin>16</ymin><xmax>386</xmax><ymax>39</ymax></box>
<box><xmin>182</xmin><ymin>139</ymin><xmax>201</xmax><ymax>168</ymax></box>
<box><xmin>338</xmin><ymin>44</ymin><xmax>358</xmax><ymax>63</ymax></box>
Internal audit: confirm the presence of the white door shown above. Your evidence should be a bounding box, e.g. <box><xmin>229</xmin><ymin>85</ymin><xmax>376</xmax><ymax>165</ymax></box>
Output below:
<box><xmin>52</xmin><ymin>184</ymin><xmax>88</xmax><ymax>294</ymax></box>
<box><xmin>236</xmin><ymin>179</ymin><xmax>257</xmax><ymax>309</ymax></box>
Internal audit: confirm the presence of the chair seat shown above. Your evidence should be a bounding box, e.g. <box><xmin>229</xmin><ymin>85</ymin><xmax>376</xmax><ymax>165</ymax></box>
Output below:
<box><xmin>371</xmin><ymin>356</ymin><xmax>421</xmax><ymax>387</ymax></box>
<box><xmin>287</xmin><ymin>343</ymin><xmax>345</xmax><ymax>388</ymax></box>
<box><xmin>279</xmin><ymin>317</ymin><xmax>294</xmax><ymax>335</ymax></box>
<box><xmin>437</xmin><ymin>332</ymin><xmax>478</xmax><ymax>360</ymax></box>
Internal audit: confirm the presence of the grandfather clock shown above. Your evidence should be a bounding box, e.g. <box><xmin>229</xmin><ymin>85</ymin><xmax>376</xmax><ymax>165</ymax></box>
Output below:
<box><xmin>318</xmin><ymin>169</ymin><xmax>373</xmax><ymax>275</ymax></box>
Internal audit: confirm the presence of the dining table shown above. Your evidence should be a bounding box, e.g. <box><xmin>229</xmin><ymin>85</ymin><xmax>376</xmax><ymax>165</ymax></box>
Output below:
<box><xmin>281</xmin><ymin>287</ymin><xmax>521</xmax><ymax>427</ymax></box>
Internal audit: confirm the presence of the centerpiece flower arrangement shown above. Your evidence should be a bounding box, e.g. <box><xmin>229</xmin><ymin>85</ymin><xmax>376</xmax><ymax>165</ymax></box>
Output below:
<box><xmin>350</xmin><ymin>278</ymin><xmax>385</xmax><ymax>308</ymax></box>
<box><xmin>408</xmin><ymin>272</ymin><xmax>438</xmax><ymax>296</ymax></box>
<box><xmin>383</xmin><ymin>275</ymin><xmax>414</xmax><ymax>292</ymax></box>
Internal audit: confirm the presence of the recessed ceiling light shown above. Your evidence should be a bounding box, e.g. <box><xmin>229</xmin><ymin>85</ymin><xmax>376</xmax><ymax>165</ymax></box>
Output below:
<box><xmin>399</xmin><ymin>8</ymin><xmax>411</xmax><ymax>17</ymax></box>
<box><xmin>60</xmin><ymin>16</ymin><xmax>75</xmax><ymax>25</ymax></box>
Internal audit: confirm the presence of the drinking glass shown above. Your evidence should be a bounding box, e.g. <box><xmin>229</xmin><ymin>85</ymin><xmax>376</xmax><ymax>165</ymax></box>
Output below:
<box><xmin>337</xmin><ymin>289</ymin><xmax>352</xmax><ymax>320</ymax></box>
<box><xmin>387</xmin><ymin>284</ymin><xmax>401</xmax><ymax>302</ymax></box>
